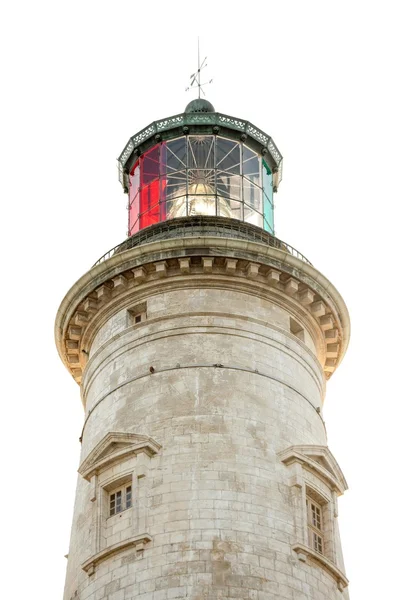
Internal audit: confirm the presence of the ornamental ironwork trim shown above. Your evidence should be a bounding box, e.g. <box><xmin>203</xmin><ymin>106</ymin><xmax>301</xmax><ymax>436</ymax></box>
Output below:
<box><xmin>118</xmin><ymin>112</ymin><xmax>283</xmax><ymax>184</ymax></box>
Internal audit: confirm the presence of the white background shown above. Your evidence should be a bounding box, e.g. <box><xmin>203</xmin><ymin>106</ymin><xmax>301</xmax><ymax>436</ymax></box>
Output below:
<box><xmin>1</xmin><ymin>1</ymin><xmax>399</xmax><ymax>598</ymax></box>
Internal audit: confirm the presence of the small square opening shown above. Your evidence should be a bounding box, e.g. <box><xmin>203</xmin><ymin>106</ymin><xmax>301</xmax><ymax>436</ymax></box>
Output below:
<box><xmin>127</xmin><ymin>302</ymin><xmax>147</xmax><ymax>326</ymax></box>
<box><xmin>290</xmin><ymin>317</ymin><xmax>305</xmax><ymax>341</ymax></box>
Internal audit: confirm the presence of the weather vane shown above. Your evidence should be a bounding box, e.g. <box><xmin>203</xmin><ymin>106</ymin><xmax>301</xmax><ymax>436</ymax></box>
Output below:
<box><xmin>186</xmin><ymin>38</ymin><xmax>213</xmax><ymax>98</ymax></box>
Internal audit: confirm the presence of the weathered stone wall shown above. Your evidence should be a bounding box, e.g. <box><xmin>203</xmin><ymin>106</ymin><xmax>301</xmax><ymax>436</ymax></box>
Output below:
<box><xmin>65</xmin><ymin>281</ymin><xmax>343</xmax><ymax>600</ymax></box>
<box><xmin>58</xmin><ymin>238</ymin><xmax>350</xmax><ymax>600</ymax></box>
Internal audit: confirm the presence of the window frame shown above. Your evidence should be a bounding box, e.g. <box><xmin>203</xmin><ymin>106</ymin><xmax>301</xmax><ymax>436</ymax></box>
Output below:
<box><xmin>127</xmin><ymin>302</ymin><xmax>147</xmax><ymax>327</ymax></box>
<box><xmin>306</xmin><ymin>493</ymin><xmax>325</xmax><ymax>555</ymax></box>
<box><xmin>109</xmin><ymin>482</ymin><xmax>132</xmax><ymax>517</ymax></box>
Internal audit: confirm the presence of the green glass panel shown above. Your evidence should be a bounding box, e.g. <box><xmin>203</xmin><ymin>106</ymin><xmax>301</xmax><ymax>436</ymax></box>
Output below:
<box><xmin>262</xmin><ymin>160</ymin><xmax>273</xmax><ymax>203</ymax></box>
<box><xmin>263</xmin><ymin>193</ymin><xmax>274</xmax><ymax>234</ymax></box>
<box><xmin>262</xmin><ymin>160</ymin><xmax>274</xmax><ymax>233</ymax></box>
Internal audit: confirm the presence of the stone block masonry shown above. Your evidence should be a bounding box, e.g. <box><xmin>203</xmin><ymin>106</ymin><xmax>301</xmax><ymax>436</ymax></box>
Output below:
<box><xmin>56</xmin><ymin>234</ymin><xmax>350</xmax><ymax>600</ymax></box>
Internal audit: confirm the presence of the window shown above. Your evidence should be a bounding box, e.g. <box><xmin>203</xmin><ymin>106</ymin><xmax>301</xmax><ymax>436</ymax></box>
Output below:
<box><xmin>109</xmin><ymin>484</ymin><xmax>132</xmax><ymax>516</ymax></box>
<box><xmin>127</xmin><ymin>302</ymin><xmax>147</xmax><ymax>326</ymax></box>
<box><xmin>306</xmin><ymin>495</ymin><xmax>324</xmax><ymax>554</ymax></box>
<box><xmin>290</xmin><ymin>317</ymin><xmax>305</xmax><ymax>341</ymax></box>
<box><xmin>78</xmin><ymin>432</ymin><xmax>161</xmax><ymax>574</ymax></box>
<box><xmin>279</xmin><ymin>445</ymin><xmax>349</xmax><ymax>591</ymax></box>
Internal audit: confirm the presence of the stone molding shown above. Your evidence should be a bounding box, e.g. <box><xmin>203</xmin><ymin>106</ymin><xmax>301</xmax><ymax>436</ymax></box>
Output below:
<box><xmin>279</xmin><ymin>444</ymin><xmax>348</xmax><ymax>495</ymax></box>
<box><xmin>80</xmin><ymin>318</ymin><xmax>325</xmax><ymax>404</ymax></box>
<box><xmin>292</xmin><ymin>544</ymin><xmax>349</xmax><ymax>591</ymax></box>
<box><xmin>55</xmin><ymin>237</ymin><xmax>350</xmax><ymax>385</ymax></box>
<box><xmin>81</xmin><ymin>534</ymin><xmax>152</xmax><ymax>574</ymax></box>
<box><xmin>78</xmin><ymin>432</ymin><xmax>161</xmax><ymax>481</ymax></box>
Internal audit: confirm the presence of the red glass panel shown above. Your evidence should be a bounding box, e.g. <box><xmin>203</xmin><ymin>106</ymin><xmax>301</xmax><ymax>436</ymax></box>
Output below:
<box><xmin>140</xmin><ymin>179</ymin><xmax>161</xmax><ymax>228</ymax></box>
<box><xmin>129</xmin><ymin>194</ymin><xmax>139</xmax><ymax>235</ymax></box>
<box><xmin>160</xmin><ymin>174</ymin><xmax>167</xmax><ymax>221</ymax></box>
<box><xmin>141</xmin><ymin>146</ymin><xmax>160</xmax><ymax>185</ymax></box>
<box><xmin>129</xmin><ymin>161</ymin><xmax>140</xmax><ymax>235</ymax></box>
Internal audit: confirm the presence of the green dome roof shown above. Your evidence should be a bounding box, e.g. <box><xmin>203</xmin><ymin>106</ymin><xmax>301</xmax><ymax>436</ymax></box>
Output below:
<box><xmin>185</xmin><ymin>98</ymin><xmax>215</xmax><ymax>113</ymax></box>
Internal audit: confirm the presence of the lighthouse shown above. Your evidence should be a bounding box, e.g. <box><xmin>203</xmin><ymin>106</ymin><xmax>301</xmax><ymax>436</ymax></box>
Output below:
<box><xmin>56</xmin><ymin>97</ymin><xmax>350</xmax><ymax>599</ymax></box>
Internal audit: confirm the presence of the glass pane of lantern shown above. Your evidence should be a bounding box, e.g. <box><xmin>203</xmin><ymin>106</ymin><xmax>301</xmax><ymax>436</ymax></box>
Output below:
<box><xmin>243</xmin><ymin>180</ymin><xmax>262</xmax><ymax>213</ymax></box>
<box><xmin>187</xmin><ymin>169</ymin><xmax>215</xmax><ymax>193</ymax></box>
<box><xmin>188</xmin><ymin>194</ymin><xmax>216</xmax><ymax>217</ymax></box>
<box><xmin>129</xmin><ymin>161</ymin><xmax>140</xmax><ymax>235</ymax></box>
<box><xmin>216</xmin><ymin>138</ymin><xmax>240</xmax><ymax>174</ymax></box>
<box><xmin>129</xmin><ymin>194</ymin><xmax>139</xmax><ymax>235</ymax></box>
<box><xmin>163</xmin><ymin>137</ymin><xmax>187</xmax><ymax>174</ymax></box>
<box><xmin>141</xmin><ymin>146</ymin><xmax>160</xmax><ymax>185</ymax></box>
<box><xmin>129</xmin><ymin>161</ymin><xmax>140</xmax><ymax>206</ymax></box>
<box><xmin>263</xmin><ymin>194</ymin><xmax>274</xmax><ymax>234</ymax></box>
<box><xmin>216</xmin><ymin>172</ymin><xmax>241</xmax><ymax>200</ymax></box>
<box><xmin>244</xmin><ymin>205</ymin><xmax>263</xmax><ymax>228</ymax></box>
<box><xmin>188</xmin><ymin>136</ymin><xmax>214</xmax><ymax>170</ymax></box>
<box><xmin>262</xmin><ymin>160</ymin><xmax>273</xmax><ymax>203</ymax></box>
<box><xmin>166</xmin><ymin>195</ymin><xmax>188</xmax><ymax>219</ymax></box>
<box><xmin>165</xmin><ymin>170</ymin><xmax>186</xmax><ymax>200</ymax></box>
<box><xmin>140</xmin><ymin>180</ymin><xmax>160</xmax><ymax>228</ymax></box>
<box><xmin>217</xmin><ymin>197</ymin><xmax>242</xmax><ymax>220</ymax></box>
<box><xmin>243</xmin><ymin>146</ymin><xmax>261</xmax><ymax>186</ymax></box>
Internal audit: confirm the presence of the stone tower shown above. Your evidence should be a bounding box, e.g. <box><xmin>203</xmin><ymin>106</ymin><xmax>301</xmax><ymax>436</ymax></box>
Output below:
<box><xmin>56</xmin><ymin>99</ymin><xmax>350</xmax><ymax>600</ymax></box>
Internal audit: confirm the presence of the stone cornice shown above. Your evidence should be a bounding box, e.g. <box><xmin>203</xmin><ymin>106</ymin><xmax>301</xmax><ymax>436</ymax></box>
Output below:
<box><xmin>82</xmin><ymin>534</ymin><xmax>152</xmax><ymax>574</ymax></box>
<box><xmin>292</xmin><ymin>544</ymin><xmax>349</xmax><ymax>591</ymax></box>
<box><xmin>55</xmin><ymin>237</ymin><xmax>350</xmax><ymax>385</ymax></box>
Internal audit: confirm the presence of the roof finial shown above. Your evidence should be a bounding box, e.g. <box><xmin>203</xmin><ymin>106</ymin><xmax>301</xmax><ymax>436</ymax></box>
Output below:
<box><xmin>185</xmin><ymin>37</ymin><xmax>213</xmax><ymax>98</ymax></box>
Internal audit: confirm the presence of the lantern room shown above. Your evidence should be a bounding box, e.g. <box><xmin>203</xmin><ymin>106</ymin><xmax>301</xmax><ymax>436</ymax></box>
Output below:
<box><xmin>118</xmin><ymin>99</ymin><xmax>283</xmax><ymax>237</ymax></box>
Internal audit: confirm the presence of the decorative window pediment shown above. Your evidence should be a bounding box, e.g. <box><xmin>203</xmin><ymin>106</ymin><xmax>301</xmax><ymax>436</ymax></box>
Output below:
<box><xmin>78</xmin><ymin>432</ymin><xmax>162</xmax><ymax>481</ymax></box>
<box><xmin>279</xmin><ymin>444</ymin><xmax>348</xmax><ymax>495</ymax></box>
<box><xmin>279</xmin><ymin>443</ymin><xmax>349</xmax><ymax>590</ymax></box>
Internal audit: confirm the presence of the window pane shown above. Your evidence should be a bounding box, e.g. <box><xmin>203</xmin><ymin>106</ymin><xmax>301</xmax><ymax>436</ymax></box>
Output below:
<box><xmin>243</xmin><ymin>181</ymin><xmax>262</xmax><ymax>212</ymax></box>
<box><xmin>129</xmin><ymin>161</ymin><xmax>140</xmax><ymax>198</ymax></box>
<box><xmin>243</xmin><ymin>146</ymin><xmax>260</xmax><ymax>186</ymax></box>
<box><xmin>216</xmin><ymin>172</ymin><xmax>241</xmax><ymax>201</ymax></box>
<box><xmin>188</xmin><ymin>195</ymin><xmax>216</xmax><ymax>217</ymax></box>
<box><xmin>166</xmin><ymin>195</ymin><xmax>188</xmax><ymax>219</ymax></box>
<box><xmin>162</xmin><ymin>137</ymin><xmax>187</xmax><ymax>174</ymax></box>
<box><xmin>129</xmin><ymin>162</ymin><xmax>140</xmax><ymax>235</ymax></box>
<box><xmin>216</xmin><ymin>138</ymin><xmax>240</xmax><ymax>174</ymax></box>
<box><xmin>188</xmin><ymin>170</ymin><xmax>216</xmax><ymax>195</ymax></box>
<box><xmin>126</xmin><ymin>486</ymin><xmax>132</xmax><ymax>508</ymax></box>
<box><xmin>243</xmin><ymin>205</ymin><xmax>263</xmax><ymax>228</ymax></box>
<box><xmin>188</xmin><ymin>136</ymin><xmax>214</xmax><ymax>170</ymax></box>
<box><xmin>116</xmin><ymin>491</ymin><xmax>122</xmax><ymax>513</ymax></box>
<box><xmin>140</xmin><ymin>180</ymin><xmax>160</xmax><ymax>228</ymax></box>
<box><xmin>262</xmin><ymin>160</ymin><xmax>273</xmax><ymax>203</ymax></box>
<box><xmin>263</xmin><ymin>194</ymin><xmax>273</xmax><ymax>234</ymax></box>
<box><xmin>217</xmin><ymin>197</ymin><xmax>242</xmax><ymax>220</ymax></box>
<box><xmin>141</xmin><ymin>146</ymin><xmax>160</xmax><ymax>185</ymax></box>
<box><xmin>313</xmin><ymin>533</ymin><xmax>323</xmax><ymax>553</ymax></box>
<box><xmin>165</xmin><ymin>170</ymin><xmax>187</xmax><ymax>200</ymax></box>
<box><xmin>110</xmin><ymin>493</ymin><xmax>116</xmax><ymax>515</ymax></box>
